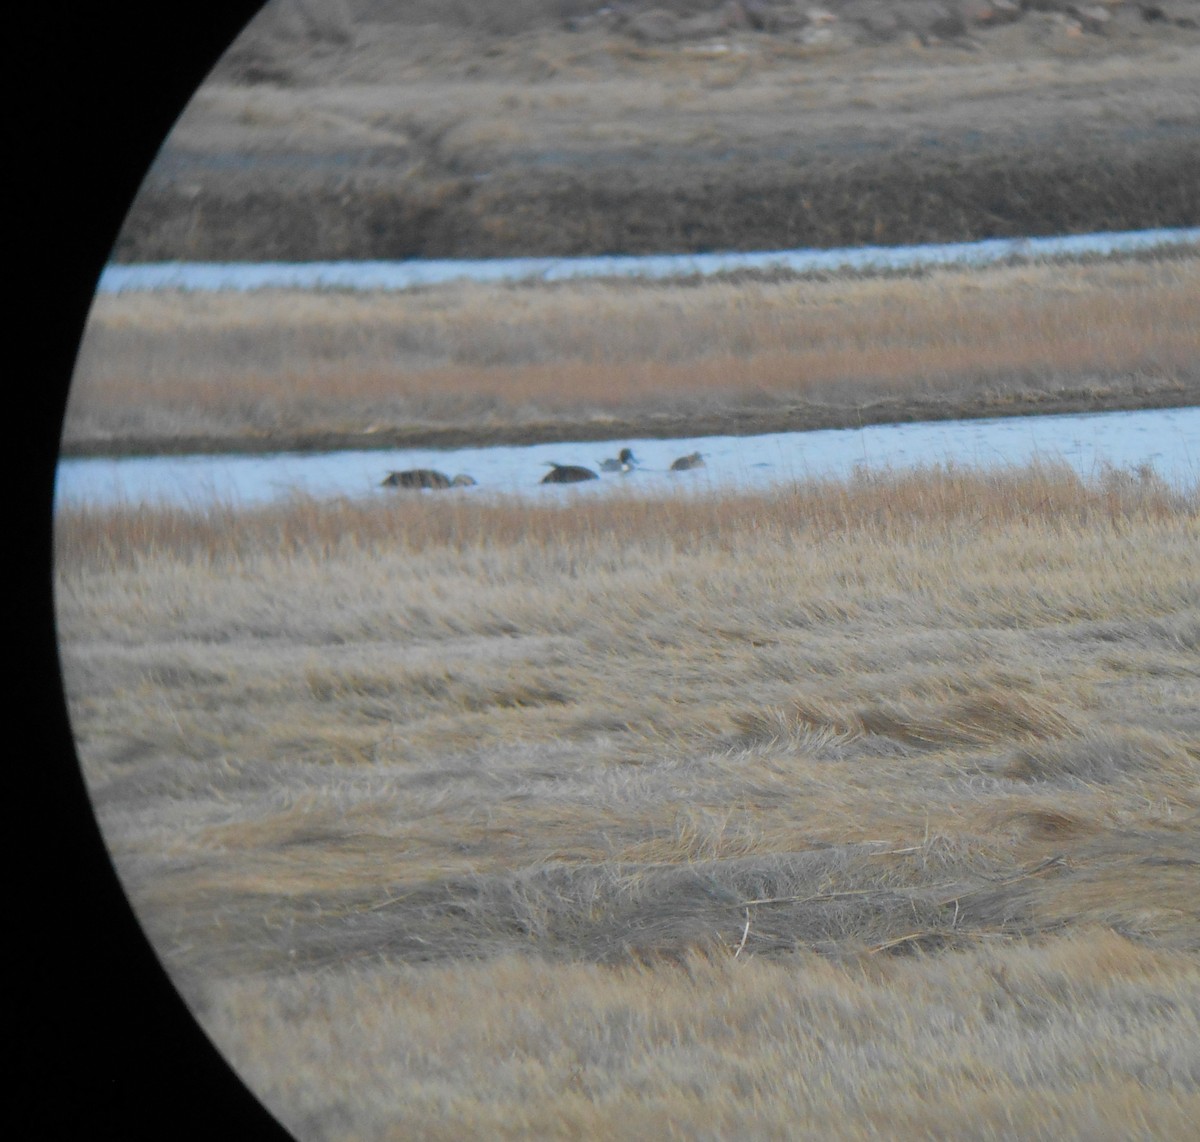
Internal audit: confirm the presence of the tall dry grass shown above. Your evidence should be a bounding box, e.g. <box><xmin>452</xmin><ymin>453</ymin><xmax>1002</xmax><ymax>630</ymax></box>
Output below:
<box><xmin>55</xmin><ymin>463</ymin><xmax>1200</xmax><ymax>1138</ymax></box>
<box><xmin>64</xmin><ymin>252</ymin><xmax>1200</xmax><ymax>445</ymax></box>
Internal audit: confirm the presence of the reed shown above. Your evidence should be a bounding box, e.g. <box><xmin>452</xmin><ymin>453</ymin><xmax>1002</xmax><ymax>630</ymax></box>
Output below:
<box><xmin>53</xmin><ymin>459</ymin><xmax>1193</xmax><ymax>570</ymax></box>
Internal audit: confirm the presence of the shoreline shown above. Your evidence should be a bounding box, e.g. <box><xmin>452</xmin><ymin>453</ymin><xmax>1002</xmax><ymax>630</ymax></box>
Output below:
<box><xmin>59</xmin><ymin>383</ymin><xmax>1198</xmax><ymax>460</ymax></box>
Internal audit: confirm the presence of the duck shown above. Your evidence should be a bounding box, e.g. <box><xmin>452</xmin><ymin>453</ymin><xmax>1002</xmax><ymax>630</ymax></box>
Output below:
<box><xmin>540</xmin><ymin>462</ymin><xmax>599</xmax><ymax>484</ymax></box>
<box><xmin>599</xmin><ymin>447</ymin><xmax>637</xmax><ymax>473</ymax></box>
<box><xmin>382</xmin><ymin>469</ymin><xmax>475</xmax><ymax>489</ymax></box>
<box><xmin>670</xmin><ymin>452</ymin><xmax>705</xmax><ymax>471</ymax></box>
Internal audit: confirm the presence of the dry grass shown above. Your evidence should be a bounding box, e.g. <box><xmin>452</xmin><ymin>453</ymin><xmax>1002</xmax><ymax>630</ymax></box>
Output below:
<box><xmin>206</xmin><ymin>935</ymin><xmax>1200</xmax><ymax>1141</ymax></box>
<box><xmin>55</xmin><ymin>462</ymin><xmax>1200</xmax><ymax>1138</ymax></box>
<box><xmin>65</xmin><ymin>251</ymin><xmax>1200</xmax><ymax>447</ymax></box>
<box><xmin>120</xmin><ymin>10</ymin><xmax>1200</xmax><ymax>260</ymax></box>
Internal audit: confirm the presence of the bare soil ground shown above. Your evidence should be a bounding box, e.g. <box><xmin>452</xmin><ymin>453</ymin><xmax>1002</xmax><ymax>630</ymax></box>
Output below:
<box><xmin>114</xmin><ymin>1</ymin><xmax>1200</xmax><ymax>262</ymax></box>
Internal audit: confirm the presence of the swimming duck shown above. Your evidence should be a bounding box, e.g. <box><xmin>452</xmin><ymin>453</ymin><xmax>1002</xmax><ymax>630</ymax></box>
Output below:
<box><xmin>599</xmin><ymin>448</ymin><xmax>637</xmax><ymax>473</ymax></box>
<box><xmin>382</xmin><ymin>469</ymin><xmax>475</xmax><ymax>489</ymax></box>
<box><xmin>670</xmin><ymin>452</ymin><xmax>705</xmax><ymax>471</ymax></box>
<box><xmin>541</xmin><ymin>462</ymin><xmax>599</xmax><ymax>484</ymax></box>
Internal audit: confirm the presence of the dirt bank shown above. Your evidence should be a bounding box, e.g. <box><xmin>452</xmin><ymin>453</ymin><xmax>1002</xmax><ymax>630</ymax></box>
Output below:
<box><xmin>112</xmin><ymin>0</ymin><xmax>1200</xmax><ymax>262</ymax></box>
<box><xmin>59</xmin><ymin>373</ymin><xmax>1197</xmax><ymax>458</ymax></box>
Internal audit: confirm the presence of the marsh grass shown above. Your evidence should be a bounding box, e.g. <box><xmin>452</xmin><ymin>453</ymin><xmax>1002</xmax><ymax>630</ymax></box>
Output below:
<box><xmin>65</xmin><ymin>253</ymin><xmax>1200</xmax><ymax>446</ymax></box>
<box><xmin>55</xmin><ymin>462</ymin><xmax>1200</xmax><ymax>1138</ymax></box>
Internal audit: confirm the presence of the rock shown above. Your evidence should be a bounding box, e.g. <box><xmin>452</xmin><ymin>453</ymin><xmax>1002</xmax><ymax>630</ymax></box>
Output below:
<box><xmin>832</xmin><ymin>1</ymin><xmax>967</xmax><ymax>43</ymax></box>
<box><xmin>260</xmin><ymin>0</ymin><xmax>355</xmax><ymax>45</ymax></box>
<box><xmin>840</xmin><ymin>0</ymin><xmax>903</xmax><ymax>40</ymax></box>
<box><xmin>901</xmin><ymin>1</ymin><xmax>968</xmax><ymax>40</ymax></box>
<box><xmin>961</xmin><ymin>0</ymin><xmax>1023</xmax><ymax>26</ymax></box>
<box><xmin>1071</xmin><ymin>3</ymin><xmax>1113</xmax><ymax>30</ymax></box>
<box><xmin>740</xmin><ymin>0</ymin><xmax>814</xmax><ymax>30</ymax></box>
<box><xmin>795</xmin><ymin>11</ymin><xmax>861</xmax><ymax>49</ymax></box>
<box><xmin>1140</xmin><ymin>1</ymin><xmax>1200</xmax><ymax>27</ymax></box>
<box><xmin>626</xmin><ymin>9</ymin><xmax>681</xmax><ymax>44</ymax></box>
<box><xmin>1105</xmin><ymin>4</ymin><xmax>1151</xmax><ymax>33</ymax></box>
<box><xmin>1025</xmin><ymin>9</ymin><xmax>1087</xmax><ymax>38</ymax></box>
<box><xmin>716</xmin><ymin>0</ymin><xmax>753</xmax><ymax>30</ymax></box>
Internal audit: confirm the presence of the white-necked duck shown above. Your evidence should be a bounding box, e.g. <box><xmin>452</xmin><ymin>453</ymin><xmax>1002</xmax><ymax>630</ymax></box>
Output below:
<box><xmin>599</xmin><ymin>447</ymin><xmax>637</xmax><ymax>473</ymax></box>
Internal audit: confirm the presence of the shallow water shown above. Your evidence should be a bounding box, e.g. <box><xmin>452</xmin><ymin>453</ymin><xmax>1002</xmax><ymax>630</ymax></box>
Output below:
<box><xmin>97</xmin><ymin>228</ymin><xmax>1200</xmax><ymax>294</ymax></box>
<box><xmin>54</xmin><ymin>405</ymin><xmax>1199</xmax><ymax>510</ymax></box>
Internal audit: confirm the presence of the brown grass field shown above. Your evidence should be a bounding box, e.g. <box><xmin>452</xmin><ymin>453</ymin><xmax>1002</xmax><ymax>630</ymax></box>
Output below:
<box><xmin>65</xmin><ymin>249</ymin><xmax>1200</xmax><ymax>455</ymax></box>
<box><xmin>55</xmin><ymin>463</ymin><xmax>1200</xmax><ymax>1139</ymax></box>
<box><xmin>55</xmin><ymin>2</ymin><xmax>1200</xmax><ymax>1134</ymax></box>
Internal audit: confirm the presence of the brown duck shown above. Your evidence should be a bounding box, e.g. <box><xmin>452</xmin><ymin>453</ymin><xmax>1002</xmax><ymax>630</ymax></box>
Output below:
<box><xmin>382</xmin><ymin>469</ymin><xmax>476</xmax><ymax>489</ymax></box>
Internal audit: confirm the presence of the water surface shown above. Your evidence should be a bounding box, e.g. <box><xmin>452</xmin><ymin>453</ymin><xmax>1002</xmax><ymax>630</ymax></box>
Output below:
<box><xmin>98</xmin><ymin>228</ymin><xmax>1200</xmax><ymax>294</ymax></box>
<box><xmin>55</xmin><ymin>406</ymin><xmax>1199</xmax><ymax>510</ymax></box>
